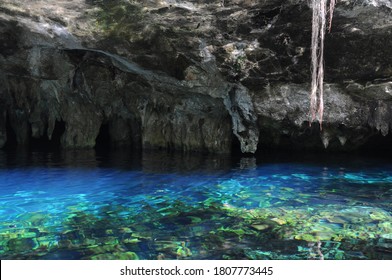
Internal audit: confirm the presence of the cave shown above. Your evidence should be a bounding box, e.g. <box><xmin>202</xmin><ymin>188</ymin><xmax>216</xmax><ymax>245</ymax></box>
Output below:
<box><xmin>1</xmin><ymin>0</ymin><xmax>392</xmax><ymax>262</ymax></box>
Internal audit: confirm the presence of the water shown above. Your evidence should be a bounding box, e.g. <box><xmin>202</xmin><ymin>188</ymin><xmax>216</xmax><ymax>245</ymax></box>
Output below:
<box><xmin>0</xmin><ymin>149</ymin><xmax>391</xmax><ymax>260</ymax></box>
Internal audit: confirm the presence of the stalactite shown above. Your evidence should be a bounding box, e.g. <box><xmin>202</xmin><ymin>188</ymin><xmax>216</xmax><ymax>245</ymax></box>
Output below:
<box><xmin>310</xmin><ymin>0</ymin><xmax>336</xmax><ymax>129</ymax></box>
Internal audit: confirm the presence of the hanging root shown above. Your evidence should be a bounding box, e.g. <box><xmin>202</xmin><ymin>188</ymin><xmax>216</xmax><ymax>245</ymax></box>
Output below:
<box><xmin>310</xmin><ymin>0</ymin><xmax>335</xmax><ymax>129</ymax></box>
<box><xmin>310</xmin><ymin>0</ymin><xmax>320</xmax><ymax>123</ymax></box>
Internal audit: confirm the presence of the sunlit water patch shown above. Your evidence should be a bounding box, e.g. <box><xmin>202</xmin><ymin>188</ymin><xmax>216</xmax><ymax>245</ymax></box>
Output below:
<box><xmin>0</xmin><ymin>150</ymin><xmax>391</xmax><ymax>260</ymax></box>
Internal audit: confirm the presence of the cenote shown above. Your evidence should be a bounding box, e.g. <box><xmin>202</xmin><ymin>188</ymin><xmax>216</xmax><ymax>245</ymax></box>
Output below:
<box><xmin>0</xmin><ymin>148</ymin><xmax>391</xmax><ymax>260</ymax></box>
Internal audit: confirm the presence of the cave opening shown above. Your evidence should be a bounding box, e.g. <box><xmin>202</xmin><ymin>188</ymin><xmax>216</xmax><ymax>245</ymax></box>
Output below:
<box><xmin>29</xmin><ymin>121</ymin><xmax>65</xmax><ymax>151</ymax></box>
<box><xmin>231</xmin><ymin>134</ymin><xmax>242</xmax><ymax>156</ymax></box>
<box><xmin>358</xmin><ymin>131</ymin><xmax>392</xmax><ymax>155</ymax></box>
<box><xmin>95</xmin><ymin>123</ymin><xmax>111</xmax><ymax>151</ymax></box>
<box><xmin>4</xmin><ymin>114</ymin><xmax>17</xmax><ymax>149</ymax></box>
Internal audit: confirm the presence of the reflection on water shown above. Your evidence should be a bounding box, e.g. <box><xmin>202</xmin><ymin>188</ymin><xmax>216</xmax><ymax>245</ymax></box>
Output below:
<box><xmin>0</xmin><ymin>149</ymin><xmax>391</xmax><ymax>260</ymax></box>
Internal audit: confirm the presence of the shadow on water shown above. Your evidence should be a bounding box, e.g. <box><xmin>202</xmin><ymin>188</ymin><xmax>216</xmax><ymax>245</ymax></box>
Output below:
<box><xmin>0</xmin><ymin>147</ymin><xmax>238</xmax><ymax>173</ymax></box>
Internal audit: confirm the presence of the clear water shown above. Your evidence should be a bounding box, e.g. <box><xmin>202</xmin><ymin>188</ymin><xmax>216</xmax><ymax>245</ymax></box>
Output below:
<box><xmin>0</xmin><ymin>149</ymin><xmax>391</xmax><ymax>260</ymax></box>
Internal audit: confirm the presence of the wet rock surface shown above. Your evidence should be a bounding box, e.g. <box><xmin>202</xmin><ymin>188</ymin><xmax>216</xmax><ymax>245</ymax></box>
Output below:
<box><xmin>1</xmin><ymin>0</ymin><xmax>392</xmax><ymax>153</ymax></box>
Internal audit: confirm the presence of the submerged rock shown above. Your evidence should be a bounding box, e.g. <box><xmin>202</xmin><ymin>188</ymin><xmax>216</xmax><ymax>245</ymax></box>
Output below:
<box><xmin>89</xmin><ymin>251</ymin><xmax>139</xmax><ymax>260</ymax></box>
<box><xmin>7</xmin><ymin>238</ymin><xmax>39</xmax><ymax>252</ymax></box>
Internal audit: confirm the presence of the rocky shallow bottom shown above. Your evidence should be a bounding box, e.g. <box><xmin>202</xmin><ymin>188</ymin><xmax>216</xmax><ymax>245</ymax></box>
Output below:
<box><xmin>0</xmin><ymin>150</ymin><xmax>391</xmax><ymax>260</ymax></box>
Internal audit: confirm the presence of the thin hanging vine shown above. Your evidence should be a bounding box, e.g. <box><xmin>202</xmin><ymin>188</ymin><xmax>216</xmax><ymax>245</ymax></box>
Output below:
<box><xmin>310</xmin><ymin>0</ymin><xmax>336</xmax><ymax>129</ymax></box>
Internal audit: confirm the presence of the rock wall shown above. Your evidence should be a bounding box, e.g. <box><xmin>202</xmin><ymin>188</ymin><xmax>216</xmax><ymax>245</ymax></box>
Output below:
<box><xmin>0</xmin><ymin>0</ymin><xmax>392</xmax><ymax>153</ymax></box>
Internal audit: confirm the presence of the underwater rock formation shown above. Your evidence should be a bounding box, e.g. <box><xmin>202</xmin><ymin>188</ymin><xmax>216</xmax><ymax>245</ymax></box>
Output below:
<box><xmin>0</xmin><ymin>0</ymin><xmax>392</xmax><ymax>153</ymax></box>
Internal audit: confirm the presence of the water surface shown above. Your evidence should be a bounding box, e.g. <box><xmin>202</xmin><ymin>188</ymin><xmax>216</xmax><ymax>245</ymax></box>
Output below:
<box><xmin>0</xmin><ymin>150</ymin><xmax>391</xmax><ymax>260</ymax></box>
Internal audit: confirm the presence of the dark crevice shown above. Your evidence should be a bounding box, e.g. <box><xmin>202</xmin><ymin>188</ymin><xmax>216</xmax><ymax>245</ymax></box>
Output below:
<box><xmin>52</xmin><ymin>121</ymin><xmax>66</xmax><ymax>146</ymax></box>
<box><xmin>29</xmin><ymin>121</ymin><xmax>65</xmax><ymax>151</ymax></box>
<box><xmin>358</xmin><ymin>131</ymin><xmax>392</xmax><ymax>155</ymax></box>
<box><xmin>4</xmin><ymin>114</ymin><xmax>17</xmax><ymax>149</ymax></box>
<box><xmin>231</xmin><ymin>134</ymin><xmax>242</xmax><ymax>156</ymax></box>
<box><xmin>95</xmin><ymin>123</ymin><xmax>111</xmax><ymax>151</ymax></box>
<box><xmin>252</xmin><ymin>6</ymin><xmax>281</xmax><ymax>28</ymax></box>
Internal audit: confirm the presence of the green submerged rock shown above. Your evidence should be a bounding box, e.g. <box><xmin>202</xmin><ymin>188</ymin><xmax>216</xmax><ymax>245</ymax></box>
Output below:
<box><xmin>176</xmin><ymin>242</ymin><xmax>192</xmax><ymax>259</ymax></box>
<box><xmin>7</xmin><ymin>238</ymin><xmax>39</xmax><ymax>252</ymax></box>
<box><xmin>89</xmin><ymin>251</ymin><xmax>139</xmax><ymax>260</ymax></box>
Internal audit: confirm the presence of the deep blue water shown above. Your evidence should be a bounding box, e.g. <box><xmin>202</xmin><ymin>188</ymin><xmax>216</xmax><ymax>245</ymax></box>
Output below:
<box><xmin>0</xmin><ymin>150</ymin><xmax>391</xmax><ymax>260</ymax></box>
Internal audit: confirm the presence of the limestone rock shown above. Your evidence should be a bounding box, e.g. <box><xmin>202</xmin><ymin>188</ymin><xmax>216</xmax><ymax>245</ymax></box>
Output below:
<box><xmin>0</xmin><ymin>0</ymin><xmax>392</xmax><ymax>153</ymax></box>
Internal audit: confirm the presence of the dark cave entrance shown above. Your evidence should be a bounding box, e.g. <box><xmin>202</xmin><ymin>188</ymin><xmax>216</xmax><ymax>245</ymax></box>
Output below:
<box><xmin>29</xmin><ymin>121</ymin><xmax>65</xmax><ymax>151</ymax></box>
<box><xmin>95</xmin><ymin>123</ymin><xmax>111</xmax><ymax>151</ymax></box>
<box><xmin>358</xmin><ymin>131</ymin><xmax>392</xmax><ymax>155</ymax></box>
<box><xmin>4</xmin><ymin>114</ymin><xmax>17</xmax><ymax>149</ymax></box>
<box><xmin>231</xmin><ymin>134</ymin><xmax>242</xmax><ymax>156</ymax></box>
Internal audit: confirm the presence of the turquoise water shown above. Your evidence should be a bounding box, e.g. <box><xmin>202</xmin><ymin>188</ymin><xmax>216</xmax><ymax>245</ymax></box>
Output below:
<box><xmin>0</xmin><ymin>150</ymin><xmax>391</xmax><ymax>260</ymax></box>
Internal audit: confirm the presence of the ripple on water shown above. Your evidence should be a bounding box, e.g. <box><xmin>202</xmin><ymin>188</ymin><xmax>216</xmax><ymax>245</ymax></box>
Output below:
<box><xmin>0</xmin><ymin>151</ymin><xmax>391</xmax><ymax>259</ymax></box>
